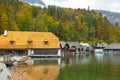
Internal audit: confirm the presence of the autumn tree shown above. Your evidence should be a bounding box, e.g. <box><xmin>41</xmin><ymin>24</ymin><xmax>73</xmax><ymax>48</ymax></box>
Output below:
<box><xmin>0</xmin><ymin>12</ymin><xmax>9</xmax><ymax>30</ymax></box>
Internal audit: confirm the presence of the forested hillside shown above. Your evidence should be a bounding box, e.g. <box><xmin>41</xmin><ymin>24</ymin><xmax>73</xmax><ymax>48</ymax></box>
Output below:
<box><xmin>0</xmin><ymin>0</ymin><xmax>120</xmax><ymax>44</ymax></box>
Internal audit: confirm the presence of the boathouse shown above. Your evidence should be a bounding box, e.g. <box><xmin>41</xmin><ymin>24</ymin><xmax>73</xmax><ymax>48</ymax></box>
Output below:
<box><xmin>79</xmin><ymin>42</ymin><xmax>92</xmax><ymax>52</ymax></box>
<box><xmin>0</xmin><ymin>31</ymin><xmax>61</xmax><ymax>57</ymax></box>
<box><xmin>104</xmin><ymin>43</ymin><xmax>120</xmax><ymax>55</ymax></box>
<box><xmin>60</xmin><ymin>41</ymin><xmax>79</xmax><ymax>52</ymax></box>
<box><xmin>60</xmin><ymin>41</ymin><xmax>93</xmax><ymax>53</ymax></box>
<box><xmin>94</xmin><ymin>42</ymin><xmax>107</xmax><ymax>53</ymax></box>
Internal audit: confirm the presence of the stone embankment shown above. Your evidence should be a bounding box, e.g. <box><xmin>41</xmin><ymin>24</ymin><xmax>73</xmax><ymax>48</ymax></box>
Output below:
<box><xmin>0</xmin><ymin>63</ymin><xmax>12</xmax><ymax>80</ymax></box>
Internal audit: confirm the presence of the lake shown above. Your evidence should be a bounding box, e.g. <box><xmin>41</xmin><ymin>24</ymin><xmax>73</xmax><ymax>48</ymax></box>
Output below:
<box><xmin>19</xmin><ymin>53</ymin><xmax>120</xmax><ymax>80</ymax></box>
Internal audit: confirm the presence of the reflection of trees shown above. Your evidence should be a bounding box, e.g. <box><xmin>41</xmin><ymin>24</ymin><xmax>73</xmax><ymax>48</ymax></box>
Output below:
<box><xmin>58</xmin><ymin>55</ymin><xmax>120</xmax><ymax>80</ymax></box>
<box><xmin>63</xmin><ymin>52</ymin><xmax>77</xmax><ymax>64</ymax></box>
<box><xmin>64</xmin><ymin>56</ymin><xmax>69</xmax><ymax>64</ymax></box>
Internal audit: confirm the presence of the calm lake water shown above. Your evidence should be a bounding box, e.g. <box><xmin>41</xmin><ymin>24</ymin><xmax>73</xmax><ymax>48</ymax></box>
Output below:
<box><xmin>28</xmin><ymin>53</ymin><xmax>120</xmax><ymax>80</ymax></box>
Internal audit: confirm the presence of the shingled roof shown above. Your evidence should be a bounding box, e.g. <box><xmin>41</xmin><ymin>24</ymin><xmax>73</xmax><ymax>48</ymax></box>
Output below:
<box><xmin>104</xmin><ymin>43</ymin><xmax>120</xmax><ymax>50</ymax></box>
<box><xmin>0</xmin><ymin>31</ymin><xmax>60</xmax><ymax>49</ymax></box>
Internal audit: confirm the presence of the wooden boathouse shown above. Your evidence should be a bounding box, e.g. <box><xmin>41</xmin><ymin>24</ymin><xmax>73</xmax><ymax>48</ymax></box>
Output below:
<box><xmin>104</xmin><ymin>43</ymin><xmax>120</xmax><ymax>55</ymax></box>
<box><xmin>94</xmin><ymin>42</ymin><xmax>107</xmax><ymax>54</ymax></box>
<box><xmin>60</xmin><ymin>41</ymin><xmax>93</xmax><ymax>53</ymax></box>
<box><xmin>0</xmin><ymin>31</ymin><xmax>61</xmax><ymax>57</ymax></box>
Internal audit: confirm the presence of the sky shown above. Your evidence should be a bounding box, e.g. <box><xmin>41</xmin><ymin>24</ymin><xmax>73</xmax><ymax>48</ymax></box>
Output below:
<box><xmin>43</xmin><ymin>0</ymin><xmax>120</xmax><ymax>13</ymax></box>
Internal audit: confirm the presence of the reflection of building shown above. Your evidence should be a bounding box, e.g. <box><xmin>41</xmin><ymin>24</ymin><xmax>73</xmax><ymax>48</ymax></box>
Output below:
<box><xmin>0</xmin><ymin>31</ymin><xmax>61</xmax><ymax>57</ymax></box>
<box><xmin>95</xmin><ymin>54</ymin><xmax>104</xmax><ymax>63</ymax></box>
<box><xmin>28</xmin><ymin>58</ymin><xmax>61</xmax><ymax>65</ymax></box>
<box><xmin>20</xmin><ymin>65</ymin><xmax>60</xmax><ymax>80</ymax></box>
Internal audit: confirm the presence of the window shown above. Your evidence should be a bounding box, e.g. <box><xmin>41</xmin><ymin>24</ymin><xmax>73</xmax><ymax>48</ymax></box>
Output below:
<box><xmin>44</xmin><ymin>41</ymin><xmax>48</xmax><ymax>45</ymax></box>
<box><xmin>10</xmin><ymin>40</ymin><xmax>15</xmax><ymax>45</ymax></box>
<box><xmin>28</xmin><ymin>40</ymin><xmax>33</xmax><ymax>44</ymax></box>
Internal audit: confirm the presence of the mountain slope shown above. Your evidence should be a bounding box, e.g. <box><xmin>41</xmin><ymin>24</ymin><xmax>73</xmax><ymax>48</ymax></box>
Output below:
<box><xmin>19</xmin><ymin>0</ymin><xmax>46</xmax><ymax>7</ymax></box>
<box><xmin>94</xmin><ymin>10</ymin><xmax>120</xmax><ymax>25</ymax></box>
<box><xmin>0</xmin><ymin>0</ymin><xmax>120</xmax><ymax>43</ymax></box>
<box><xmin>19</xmin><ymin>0</ymin><xmax>120</xmax><ymax>26</ymax></box>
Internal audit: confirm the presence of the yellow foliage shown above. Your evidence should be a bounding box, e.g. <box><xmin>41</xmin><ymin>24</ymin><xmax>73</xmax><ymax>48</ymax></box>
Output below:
<box><xmin>1</xmin><ymin>12</ymin><xmax>9</xmax><ymax>30</ymax></box>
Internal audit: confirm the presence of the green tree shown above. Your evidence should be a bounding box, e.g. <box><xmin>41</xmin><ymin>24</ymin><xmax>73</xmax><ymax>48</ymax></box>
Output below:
<box><xmin>16</xmin><ymin>4</ymin><xmax>33</xmax><ymax>31</ymax></box>
<box><xmin>0</xmin><ymin>12</ymin><xmax>9</xmax><ymax>30</ymax></box>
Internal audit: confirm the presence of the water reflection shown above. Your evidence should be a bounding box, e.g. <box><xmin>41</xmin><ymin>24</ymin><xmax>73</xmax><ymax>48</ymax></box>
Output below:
<box><xmin>28</xmin><ymin>53</ymin><xmax>93</xmax><ymax>66</ymax></box>
<box><xmin>61</xmin><ymin>53</ymin><xmax>92</xmax><ymax>66</ymax></box>
<box><xmin>57</xmin><ymin>53</ymin><xmax>120</xmax><ymax>80</ymax></box>
<box><xmin>28</xmin><ymin>58</ymin><xmax>61</xmax><ymax>65</ymax></box>
<box><xmin>95</xmin><ymin>54</ymin><xmax>104</xmax><ymax>63</ymax></box>
<box><xmin>19</xmin><ymin>58</ymin><xmax>61</xmax><ymax>80</ymax></box>
<box><xmin>19</xmin><ymin>52</ymin><xmax>120</xmax><ymax>80</ymax></box>
<box><xmin>95</xmin><ymin>54</ymin><xmax>120</xmax><ymax>64</ymax></box>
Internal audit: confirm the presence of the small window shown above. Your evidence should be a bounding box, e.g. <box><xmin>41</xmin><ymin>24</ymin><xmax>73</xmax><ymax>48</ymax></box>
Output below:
<box><xmin>10</xmin><ymin>40</ymin><xmax>15</xmax><ymax>45</ymax></box>
<box><xmin>28</xmin><ymin>40</ymin><xmax>32</xmax><ymax>44</ymax></box>
<box><xmin>44</xmin><ymin>41</ymin><xmax>48</xmax><ymax>45</ymax></box>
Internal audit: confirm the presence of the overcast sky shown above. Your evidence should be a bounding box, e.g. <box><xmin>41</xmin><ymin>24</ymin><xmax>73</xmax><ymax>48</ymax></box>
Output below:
<box><xmin>43</xmin><ymin>0</ymin><xmax>120</xmax><ymax>13</ymax></box>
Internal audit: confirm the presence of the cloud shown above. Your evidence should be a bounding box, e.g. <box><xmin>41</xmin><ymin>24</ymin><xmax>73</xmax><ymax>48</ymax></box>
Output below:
<box><xmin>43</xmin><ymin>0</ymin><xmax>120</xmax><ymax>12</ymax></box>
<box><xmin>43</xmin><ymin>0</ymin><xmax>94</xmax><ymax>9</ymax></box>
<box><xmin>93</xmin><ymin>0</ymin><xmax>120</xmax><ymax>12</ymax></box>
<box><xmin>53</xmin><ymin>0</ymin><xmax>69</xmax><ymax>2</ymax></box>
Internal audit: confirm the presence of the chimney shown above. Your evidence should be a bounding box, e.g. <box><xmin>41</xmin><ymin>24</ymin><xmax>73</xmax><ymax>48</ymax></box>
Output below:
<box><xmin>3</xmin><ymin>30</ymin><xmax>7</xmax><ymax>37</ymax></box>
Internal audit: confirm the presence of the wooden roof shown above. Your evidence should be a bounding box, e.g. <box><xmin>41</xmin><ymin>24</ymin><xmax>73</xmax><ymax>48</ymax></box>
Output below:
<box><xmin>104</xmin><ymin>43</ymin><xmax>120</xmax><ymax>50</ymax></box>
<box><xmin>0</xmin><ymin>31</ymin><xmax>60</xmax><ymax>49</ymax></box>
<box><xmin>95</xmin><ymin>42</ymin><xmax>107</xmax><ymax>47</ymax></box>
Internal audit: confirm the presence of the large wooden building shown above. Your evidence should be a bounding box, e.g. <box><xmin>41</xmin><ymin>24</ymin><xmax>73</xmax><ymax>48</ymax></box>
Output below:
<box><xmin>104</xmin><ymin>43</ymin><xmax>120</xmax><ymax>55</ymax></box>
<box><xmin>0</xmin><ymin>31</ymin><xmax>61</xmax><ymax>57</ymax></box>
